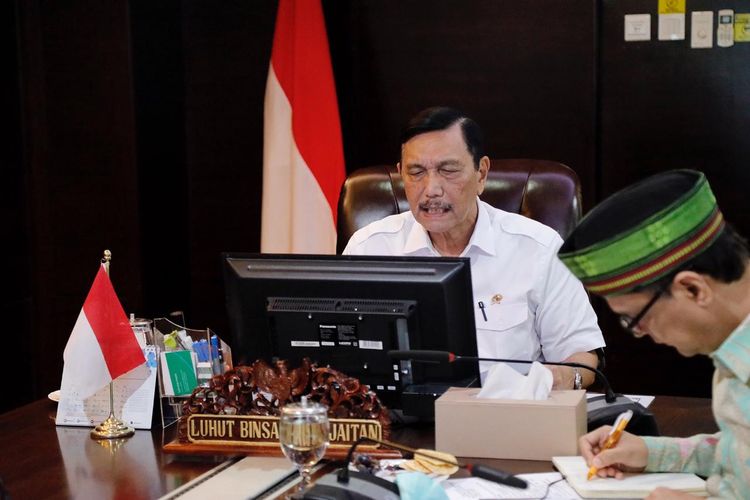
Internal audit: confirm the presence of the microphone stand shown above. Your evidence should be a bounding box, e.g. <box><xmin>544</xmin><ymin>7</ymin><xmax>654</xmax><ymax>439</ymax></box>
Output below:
<box><xmin>457</xmin><ymin>355</ymin><xmax>617</xmax><ymax>403</ymax></box>
<box><xmin>388</xmin><ymin>350</ymin><xmax>617</xmax><ymax>403</ymax></box>
<box><xmin>388</xmin><ymin>350</ymin><xmax>660</xmax><ymax>436</ymax></box>
<box><xmin>302</xmin><ymin>436</ymin><xmax>527</xmax><ymax>499</ymax></box>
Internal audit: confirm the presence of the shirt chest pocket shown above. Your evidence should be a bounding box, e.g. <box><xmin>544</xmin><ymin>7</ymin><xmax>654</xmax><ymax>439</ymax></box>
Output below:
<box><xmin>475</xmin><ymin>301</ymin><xmax>529</xmax><ymax>333</ymax></box>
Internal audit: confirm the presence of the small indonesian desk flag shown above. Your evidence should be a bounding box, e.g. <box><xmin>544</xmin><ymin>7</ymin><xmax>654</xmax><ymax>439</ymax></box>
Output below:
<box><xmin>261</xmin><ymin>0</ymin><xmax>346</xmax><ymax>254</ymax></box>
<box><xmin>59</xmin><ymin>265</ymin><xmax>145</xmax><ymax>400</ymax></box>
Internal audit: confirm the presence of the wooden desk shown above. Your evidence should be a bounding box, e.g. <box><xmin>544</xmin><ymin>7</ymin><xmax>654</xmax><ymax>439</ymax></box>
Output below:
<box><xmin>0</xmin><ymin>396</ymin><xmax>718</xmax><ymax>499</ymax></box>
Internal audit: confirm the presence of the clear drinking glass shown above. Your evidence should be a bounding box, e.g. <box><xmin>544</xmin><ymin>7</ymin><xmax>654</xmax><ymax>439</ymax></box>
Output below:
<box><xmin>279</xmin><ymin>399</ymin><xmax>330</xmax><ymax>492</ymax></box>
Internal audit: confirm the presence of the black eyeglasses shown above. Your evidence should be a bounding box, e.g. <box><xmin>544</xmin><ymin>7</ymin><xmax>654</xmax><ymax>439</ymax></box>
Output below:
<box><xmin>618</xmin><ymin>287</ymin><xmax>667</xmax><ymax>337</ymax></box>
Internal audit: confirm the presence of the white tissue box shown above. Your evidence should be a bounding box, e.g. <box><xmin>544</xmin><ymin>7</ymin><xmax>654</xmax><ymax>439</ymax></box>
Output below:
<box><xmin>435</xmin><ymin>387</ymin><xmax>586</xmax><ymax>460</ymax></box>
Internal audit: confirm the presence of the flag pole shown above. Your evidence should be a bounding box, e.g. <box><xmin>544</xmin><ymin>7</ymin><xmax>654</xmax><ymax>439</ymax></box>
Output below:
<box><xmin>91</xmin><ymin>249</ymin><xmax>136</xmax><ymax>440</ymax></box>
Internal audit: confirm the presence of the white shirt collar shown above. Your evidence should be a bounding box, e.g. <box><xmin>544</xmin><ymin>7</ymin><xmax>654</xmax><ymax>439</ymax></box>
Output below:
<box><xmin>465</xmin><ymin>199</ymin><xmax>497</xmax><ymax>257</ymax></box>
<box><xmin>403</xmin><ymin>217</ymin><xmax>433</xmax><ymax>255</ymax></box>
<box><xmin>401</xmin><ymin>198</ymin><xmax>497</xmax><ymax>257</ymax></box>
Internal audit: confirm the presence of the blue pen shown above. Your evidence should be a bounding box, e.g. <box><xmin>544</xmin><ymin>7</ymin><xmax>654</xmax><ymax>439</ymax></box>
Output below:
<box><xmin>210</xmin><ymin>335</ymin><xmax>219</xmax><ymax>359</ymax></box>
<box><xmin>192</xmin><ymin>342</ymin><xmax>204</xmax><ymax>362</ymax></box>
<box><xmin>203</xmin><ymin>339</ymin><xmax>211</xmax><ymax>362</ymax></box>
<box><xmin>210</xmin><ymin>335</ymin><xmax>224</xmax><ymax>374</ymax></box>
<box><xmin>198</xmin><ymin>339</ymin><xmax>209</xmax><ymax>362</ymax></box>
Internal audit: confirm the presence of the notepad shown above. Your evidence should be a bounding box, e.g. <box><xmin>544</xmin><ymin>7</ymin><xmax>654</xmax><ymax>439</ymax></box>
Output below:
<box><xmin>552</xmin><ymin>456</ymin><xmax>707</xmax><ymax>498</ymax></box>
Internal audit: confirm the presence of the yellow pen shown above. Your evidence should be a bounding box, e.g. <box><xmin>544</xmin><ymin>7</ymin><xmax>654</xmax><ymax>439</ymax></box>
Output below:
<box><xmin>587</xmin><ymin>409</ymin><xmax>633</xmax><ymax>480</ymax></box>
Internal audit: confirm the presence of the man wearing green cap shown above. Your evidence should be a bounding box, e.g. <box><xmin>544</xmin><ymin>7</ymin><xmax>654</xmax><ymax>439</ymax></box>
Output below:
<box><xmin>559</xmin><ymin>170</ymin><xmax>750</xmax><ymax>498</ymax></box>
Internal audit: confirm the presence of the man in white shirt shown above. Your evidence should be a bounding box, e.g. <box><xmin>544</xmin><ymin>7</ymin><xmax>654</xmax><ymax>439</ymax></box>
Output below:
<box><xmin>343</xmin><ymin>107</ymin><xmax>604</xmax><ymax>389</ymax></box>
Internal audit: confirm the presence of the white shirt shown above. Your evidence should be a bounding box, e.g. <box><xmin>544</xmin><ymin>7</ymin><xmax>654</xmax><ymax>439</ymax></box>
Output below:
<box><xmin>343</xmin><ymin>199</ymin><xmax>605</xmax><ymax>376</ymax></box>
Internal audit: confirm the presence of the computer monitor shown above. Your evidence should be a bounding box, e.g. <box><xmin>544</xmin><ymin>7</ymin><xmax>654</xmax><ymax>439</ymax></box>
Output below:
<box><xmin>222</xmin><ymin>253</ymin><xmax>478</xmax><ymax>413</ymax></box>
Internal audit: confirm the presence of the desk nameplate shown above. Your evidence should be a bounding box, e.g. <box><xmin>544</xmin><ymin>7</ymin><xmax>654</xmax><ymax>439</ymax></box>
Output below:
<box><xmin>163</xmin><ymin>414</ymin><xmax>401</xmax><ymax>458</ymax></box>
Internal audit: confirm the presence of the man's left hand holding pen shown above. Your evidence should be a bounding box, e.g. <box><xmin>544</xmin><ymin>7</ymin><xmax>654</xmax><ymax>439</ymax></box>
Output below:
<box><xmin>579</xmin><ymin>426</ymin><xmax>649</xmax><ymax>479</ymax></box>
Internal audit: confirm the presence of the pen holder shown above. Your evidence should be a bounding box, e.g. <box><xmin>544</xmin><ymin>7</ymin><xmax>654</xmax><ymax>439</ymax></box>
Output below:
<box><xmin>152</xmin><ymin>317</ymin><xmax>234</xmax><ymax>428</ymax></box>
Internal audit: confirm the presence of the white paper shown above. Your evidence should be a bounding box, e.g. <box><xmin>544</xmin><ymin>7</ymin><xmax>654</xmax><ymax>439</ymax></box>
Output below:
<box><xmin>55</xmin><ymin>346</ymin><xmax>158</xmax><ymax>429</ymax></box>
<box><xmin>443</xmin><ymin>472</ymin><xmax>581</xmax><ymax>500</ymax></box>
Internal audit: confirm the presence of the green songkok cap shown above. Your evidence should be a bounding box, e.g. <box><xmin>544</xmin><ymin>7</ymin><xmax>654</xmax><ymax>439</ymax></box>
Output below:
<box><xmin>559</xmin><ymin>170</ymin><xmax>724</xmax><ymax>296</ymax></box>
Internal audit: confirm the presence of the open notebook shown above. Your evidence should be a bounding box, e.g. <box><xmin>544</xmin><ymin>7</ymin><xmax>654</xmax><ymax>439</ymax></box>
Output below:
<box><xmin>552</xmin><ymin>456</ymin><xmax>707</xmax><ymax>498</ymax></box>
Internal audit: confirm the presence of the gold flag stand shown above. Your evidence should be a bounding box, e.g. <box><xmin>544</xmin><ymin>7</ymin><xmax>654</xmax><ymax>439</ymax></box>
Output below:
<box><xmin>91</xmin><ymin>250</ymin><xmax>136</xmax><ymax>440</ymax></box>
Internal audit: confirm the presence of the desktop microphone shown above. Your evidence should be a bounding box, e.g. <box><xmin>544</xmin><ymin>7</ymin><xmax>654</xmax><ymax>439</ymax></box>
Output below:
<box><xmin>388</xmin><ymin>350</ymin><xmax>660</xmax><ymax>436</ymax></box>
<box><xmin>303</xmin><ymin>436</ymin><xmax>527</xmax><ymax>499</ymax></box>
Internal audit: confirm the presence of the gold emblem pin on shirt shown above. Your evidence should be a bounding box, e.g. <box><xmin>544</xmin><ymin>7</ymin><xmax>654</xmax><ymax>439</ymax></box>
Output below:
<box><xmin>491</xmin><ymin>293</ymin><xmax>503</xmax><ymax>304</ymax></box>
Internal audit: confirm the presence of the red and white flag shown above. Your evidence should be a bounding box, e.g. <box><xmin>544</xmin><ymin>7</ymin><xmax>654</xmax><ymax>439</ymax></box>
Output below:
<box><xmin>261</xmin><ymin>0</ymin><xmax>345</xmax><ymax>254</ymax></box>
<box><xmin>58</xmin><ymin>265</ymin><xmax>145</xmax><ymax>400</ymax></box>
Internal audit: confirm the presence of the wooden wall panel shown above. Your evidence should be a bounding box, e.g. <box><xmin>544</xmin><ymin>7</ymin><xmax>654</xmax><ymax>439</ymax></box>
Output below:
<box><xmin>596</xmin><ymin>0</ymin><xmax>750</xmax><ymax>397</ymax></box>
<box><xmin>180</xmin><ymin>1</ymin><xmax>277</xmax><ymax>331</ymax></box>
<box><xmin>326</xmin><ymin>0</ymin><xmax>598</xmax><ymax>204</ymax></box>
<box><xmin>1</xmin><ymin>0</ymin><xmax>32</xmax><ymax>412</ymax></box>
<box><xmin>13</xmin><ymin>0</ymin><xmax>142</xmax><ymax>409</ymax></box>
<box><xmin>11</xmin><ymin>0</ymin><xmax>745</xmax><ymax>410</ymax></box>
<box><xmin>129</xmin><ymin>1</ymin><xmax>190</xmax><ymax>321</ymax></box>
<box><xmin>175</xmin><ymin>0</ymin><xmax>597</xmax><ymax>337</ymax></box>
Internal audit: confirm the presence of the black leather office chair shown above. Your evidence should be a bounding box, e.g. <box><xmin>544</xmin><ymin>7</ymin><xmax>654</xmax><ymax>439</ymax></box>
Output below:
<box><xmin>336</xmin><ymin>159</ymin><xmax>582</xmax><ymax>254</ymax></box>
<box><xmin>333</xmin><ymin>160</ymin><xmax>627</xmax><ymax>425</ymax></box>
